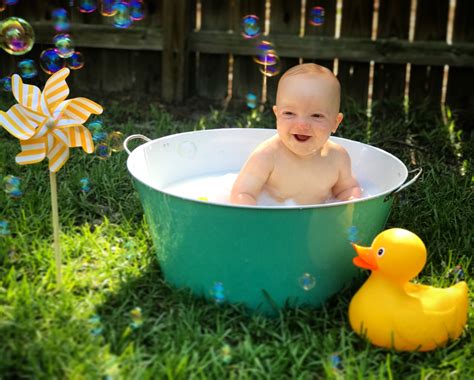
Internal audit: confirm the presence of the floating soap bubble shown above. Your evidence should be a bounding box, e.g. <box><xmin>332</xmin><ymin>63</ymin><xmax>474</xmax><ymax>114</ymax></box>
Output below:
<box><xmin>130</xmin><ymin>307</ymin><xmax>143</xmax><ymax>329</ymax></box>
<box><xmin>259</xmin><ymin>54</ymin><xmax>281</xmax><ymax>77</ymax></box>
<box><xmin>40</xmin><ymin>48</ymin><xmax>65</xmax><ymax>75</ymax></box>
<box><xmin>52</xmin><ymin>8</ymin><xmax>70</xmax><ymax>32</ymax></box>
<box><xmin>221</xmin><ymin>344</ymin><xmax>232</xmax><ymax>364</ymax></box>
<box><xmin>3</xmin><ymin>175</ymin><xmax>22</xmax><ymax>198</ymax></box>
<box><xmin>18</xmin><ymin>59</ymin><xmax>38</xmax><ymax>79</ymax></box>
<box><xmin>93</xmin><ymin>130</ymin><xmax>107</xmax><ymax>143</ymax></box>
<box><xmin>5</xmin><ymin>0</ymin><xmax>18</xmax><ymax>4</ymax></box>
<box><xmin>95</xmin><ymin>143</ymin><xmax>111</xmax><ymax>160</ymax></box>
<box><xmin>347</xmin><ymin>225</ymin><xmax>359</xmax><ymax>243</ymax></box>
<box><xmin>113</xmin><ymin>2</ymin><xmax>132</xmax><ymax>29</ymax></box>
<box><xmin>298</xmin><ymin>273</ymin><xmax>316</xmax><ymax>291</ymax></box>
<box><xmin>0</xmin><ymin>17</ymin><xmax>35</xmax><ymax>55</ymax></box>
<box><xmin>129</xmin><ymin>0</ymin><xmax>146</xmax><ymax>21</ymax></box>
<box><xmin>254</xmin><ymin>40</ymin><xmax>277</xmax><ymax>65</ymax></box>
<box><xmin>330</xmin><ymin>353</ymin><xmax>343</xmax><ymax>371</ymax></box>
<box><xmin>177</xmin><ymin>141</ymin><xmax>197</xmax><ymax>159</ymax></box>
<box><xmin>0</xmin><ymin>76</ymin><xmax>12</xmax><ymax>91</ymax></box>
<box><xmin>309</xmin><ymin>6</ymin><xmax>325</xmax><ymax>26</ymax></box>
<box><xmin>246</xmin><ymin>93</ymin><xmax>257</xmax><ymax>109</ymax></box>
<box><xmin>210</xmin><ymin>282</ymin><xmax>225</xmax><ymax>303</ymax></box>
<box><xmin>53</xmin><ymin>33</ymin><xmax>75</xmax><ymax>59</ymax></box>
<box><xmin>78</xmin><ymin>0</ymin><xmax>97</xmax><ymax>13</ymax></box>
<box><xmin>87</xmin><ymin>119</ymin><xmax>103</xmax><ymax>132</ymax></box>
<box><xmin>241</xmin><ymin>15</ymin><xmax>260</xmax><ymax>39</ymax></box>
<box><xmin>65</xmin><ymin>51</ymin><xmax>84</xmax><ymax>70</ymax></box>
<box><xmin>80</xmin><ymin>177</ymin><xmax>91</xmax><ymax>193</ymax></box>
<box><xmin>107</xmin><ymin>131</ymin><xmax>124</xmax><ymax>152</ymax></box>
<box><xmin>0</xmin><ymin>220</ymin><xmax>11</xmax><ymax>235</ymax></box>
<box><xmin>100</xmin><ymin>0</ymin><xmax>118</xmax><ymax>16</ymax></box>
<box><xmin>89</xmin><ymin>315</ymin><xmax>103</xmax><ymax>336</ymax></box>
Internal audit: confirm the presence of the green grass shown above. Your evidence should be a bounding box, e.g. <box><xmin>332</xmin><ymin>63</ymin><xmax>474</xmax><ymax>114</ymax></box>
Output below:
<box><xmin>0</xmin><ymin>95</ymin><xmax>472</xmax><ymax>379</ymax></box>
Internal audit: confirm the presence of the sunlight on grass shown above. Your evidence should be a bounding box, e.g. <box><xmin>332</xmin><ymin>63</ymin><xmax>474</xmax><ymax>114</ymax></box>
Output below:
<box><xmin>0</xmin><ymin>98</ymin><xmax>472</xmax><ymax>378</ymax></box>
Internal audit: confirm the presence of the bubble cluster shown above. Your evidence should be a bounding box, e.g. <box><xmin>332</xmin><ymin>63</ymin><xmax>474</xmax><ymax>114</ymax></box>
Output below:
<box><xmin>241</xmin><ymin>15</ymin><xmax>260</xmax><ymax>39</ymax></box>
<box><xmin>52</xmin><ymin>8</ymin><xmax>70</xmax><ymax>32</ymax></box>
<box><xmin>177</xmin><ymin>141</ymin><xmax>197</xmax><ymax>159</ymax></box>
<box><xmin>3</xmin><ymin>175</ymin><xmax>22</xmax><ymax>198</ymax></box>
<box><xmin>309</xmin><ymin>6</ymin><xmax>325</xmax><ymax>27</ymax></box>
<box><xmin>210</xmin><ymin>282</ymin><xmax>225</xmax><ymax>303</ymax></box>
<box><xmin>78</xmin><ymin>0</ymin><xmax>97</xmax><ymax>14</ymax></box>
<box><xmin>40</xmin><ymin>48</ymin><xmax>65</xmax><ymax>75</ymax></box>
<box><xmin>0</xmin><ymin>220</ymin><xmax>11</xmax><ymax>236</ymax></box>
<box><xmin>129</xmin><ymin>306</ymin><xmax>143</xmax><ymax>329</ymax></box>
<box><xmin>80</xmin><ymin>177</ymin><xmax>91</xmax><ymax>193</ymax></box>
<box><xmin>0</xmin><ymin>76</ymin><xmax>12</xmax><ymax>92</ymax></box>
<box><xmin>0</xmin><ymin>17</ymin><xmax>35</xmax><ymax>55</ymax></box>
<box><xmin>246</xmin><ymin>93</ymin><xmax>257</xmax><ymax>109</ymax></box>
<box><xmin>53</xmin><ymin>33</ymin><xmax>75</xmax><ymax>58</ymax></box>
<box><xmin>298</xmin><ymin>273</ymin><xmax>316</xmax><ymax>291</ymax></box>
<box><xmin>253</xmin><ymin>40</ymin><xmax>282</xmax><ymax>77</ymax></box>
<box><xmin>18</xmin><ymin>59</ymin><xmax>38</xmax><ymax>79</ymax></box>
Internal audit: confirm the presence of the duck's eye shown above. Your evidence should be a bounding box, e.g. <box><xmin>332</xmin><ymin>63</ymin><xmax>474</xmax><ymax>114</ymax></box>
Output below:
<box><xmin>377</xmin><ymin>248</ymin><xmax>385</xmax><ymax>257</ymax></box>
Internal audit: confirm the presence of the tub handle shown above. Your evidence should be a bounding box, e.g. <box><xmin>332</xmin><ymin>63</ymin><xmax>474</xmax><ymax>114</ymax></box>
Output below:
<box><xmin>123</xmin><ymin>134</ymin><xmax>151</xmax><ymax>155</ymax></box>
<box><xmin>384</xmin><ymin>168</ymin><xmax>422</xmax><ymax>201</ymax></box>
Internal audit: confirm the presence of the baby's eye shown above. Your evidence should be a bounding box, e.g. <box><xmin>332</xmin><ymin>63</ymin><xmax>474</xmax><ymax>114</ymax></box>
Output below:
<box><xmin>311</xmin><ymin>113</ymin><xmax>323</xmax><ymax>118</ymax></box>
<box><xmin>283</xmin><ymin>111</ymin><xmax>294</xmax><ymax>116</ymax></box>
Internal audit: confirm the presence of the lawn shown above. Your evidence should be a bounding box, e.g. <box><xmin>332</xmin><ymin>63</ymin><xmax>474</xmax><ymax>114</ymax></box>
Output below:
<box><xmin>0</xmin><ymin>95</ymin><xmax>472</xmax><ymax>379</ymax></box>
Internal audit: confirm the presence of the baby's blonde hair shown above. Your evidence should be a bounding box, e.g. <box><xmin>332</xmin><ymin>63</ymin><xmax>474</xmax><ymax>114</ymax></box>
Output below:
<box><xmin>277</xmin><ymin>63</ymin><xmax>341</xmax><ymax>113</ymax></box>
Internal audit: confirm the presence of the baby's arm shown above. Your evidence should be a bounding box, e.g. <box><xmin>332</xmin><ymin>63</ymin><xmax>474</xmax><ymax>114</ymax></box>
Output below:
<box><xmin>230</xmin><ymin>147</ymin><xmax>274</xmax><ymax>205</ymax></box>
<box><xmin>332</xmin><ymin>146</ymin><xmax>362</xmax><ymax>201</ymax></box>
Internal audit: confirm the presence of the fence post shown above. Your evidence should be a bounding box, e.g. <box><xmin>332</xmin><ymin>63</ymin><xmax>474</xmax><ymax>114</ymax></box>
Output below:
<box><xmin>162</xmin><ymin>0</ymin><xmax>190</xmax><ymax>103</ymax></box>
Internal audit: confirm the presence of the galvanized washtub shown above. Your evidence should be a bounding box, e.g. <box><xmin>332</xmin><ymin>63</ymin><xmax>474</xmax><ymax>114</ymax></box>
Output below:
<box><xmin>124</xmin><ymin>128</ymin><xmax>421</xmax><ymax>315</ymax></box>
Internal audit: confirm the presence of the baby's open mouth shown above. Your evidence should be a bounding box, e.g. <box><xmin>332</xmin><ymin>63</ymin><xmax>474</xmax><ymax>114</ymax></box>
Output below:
<box><xmin>294</xmin><ymin>134</ymin><xmax>311</xmax><ymax>142</ymax></box>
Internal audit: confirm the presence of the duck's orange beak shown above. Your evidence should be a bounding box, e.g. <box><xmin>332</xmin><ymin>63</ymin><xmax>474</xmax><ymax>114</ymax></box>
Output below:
<box><xmin>351</xmin><ymin>243</ymin><xmax>378</xmax><ymax>271</ymax></box>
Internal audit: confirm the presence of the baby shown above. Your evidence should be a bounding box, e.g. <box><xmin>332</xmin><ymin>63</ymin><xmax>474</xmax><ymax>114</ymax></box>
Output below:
<box><xmin>230</xmin><ymin>63</ymin><xmax>361</xmax><ymax>206</ymax></box>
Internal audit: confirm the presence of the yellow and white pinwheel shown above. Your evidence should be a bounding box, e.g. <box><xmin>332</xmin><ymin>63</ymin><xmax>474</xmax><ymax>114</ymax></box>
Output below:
<box><xmin>0</xmin><ymin>68</ymin><xmax>103</xmax><ymax>172</ymax></box>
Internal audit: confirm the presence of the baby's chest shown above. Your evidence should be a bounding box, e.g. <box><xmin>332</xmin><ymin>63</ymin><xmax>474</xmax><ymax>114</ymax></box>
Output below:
<box><xmin>269</xmin><ymin>162</ymin><xmax>339</xmax><ymax>197</ymax></box>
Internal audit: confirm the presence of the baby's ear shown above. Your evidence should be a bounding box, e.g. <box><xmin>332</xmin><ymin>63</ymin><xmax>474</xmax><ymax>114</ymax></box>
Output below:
<box><xmin>273</xmin><ymin>105</ymin><xmax>278</xmax><ymax>116</ymax></box>
<box><xmin>333</xmin><ymin>112</ymin><xmax>343</xmax><ymax>132</ymax></box>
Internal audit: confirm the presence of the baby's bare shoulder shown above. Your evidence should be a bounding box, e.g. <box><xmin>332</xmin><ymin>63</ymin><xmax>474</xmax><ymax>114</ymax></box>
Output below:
<box><xmin>252</xmin><ymin>135</ymin><xmax>281</xmax><ymax>158</ymax></box>
<box><xmin>326</xmin><ymin>141</ymin><xmax>351</xmax><ymax>164</ymax></box>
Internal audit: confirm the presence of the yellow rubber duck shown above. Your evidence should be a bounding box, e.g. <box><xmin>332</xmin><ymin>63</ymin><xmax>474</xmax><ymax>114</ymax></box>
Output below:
<box><xmin>349</xmin><ymin>228</ymin><xmax>468</xmax><ymax>351</ymax></box>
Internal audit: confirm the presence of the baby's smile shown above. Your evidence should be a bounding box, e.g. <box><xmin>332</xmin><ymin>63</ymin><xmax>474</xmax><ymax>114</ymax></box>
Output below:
<box><xmin>293</xmin><ymin>134</ymin><xmax>311</xmax><ymax>142</ymax></box>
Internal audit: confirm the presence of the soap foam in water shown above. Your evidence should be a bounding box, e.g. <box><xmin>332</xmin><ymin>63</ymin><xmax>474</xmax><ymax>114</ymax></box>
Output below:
<box><xmin>163</xmin><ymin>172</ymin><xmax>380</xmax><ymax>206</ymax></box>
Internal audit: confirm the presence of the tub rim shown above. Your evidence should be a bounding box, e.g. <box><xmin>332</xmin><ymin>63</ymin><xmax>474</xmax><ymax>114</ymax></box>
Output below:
<box><xmin>125</xmin><ymin>129</ymin><xmax>420</xmax><ymax>210</ymax></box>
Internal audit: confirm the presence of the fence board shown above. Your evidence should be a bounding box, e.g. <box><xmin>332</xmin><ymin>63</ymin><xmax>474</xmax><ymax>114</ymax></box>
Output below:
<box><xmin>373</xmin><ymin>0</ymin><xmax>410</xmax><ymax>102</ymax></box>
<box><xmin>339</xmin><ymin>0</ymin><xmax>373</xmax><ymax>105</ymax></box>
<box><xmin>447</xmin><ymin>0</ymin><xmax>474</xmax><ymax>130</ymax></box>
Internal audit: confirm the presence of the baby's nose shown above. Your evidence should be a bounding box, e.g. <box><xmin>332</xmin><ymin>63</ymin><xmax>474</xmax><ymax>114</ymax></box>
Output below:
<box><xmin>296</xmin><ymin>117</ymin><xmax>311</xmax><ymax>130</ymax></box>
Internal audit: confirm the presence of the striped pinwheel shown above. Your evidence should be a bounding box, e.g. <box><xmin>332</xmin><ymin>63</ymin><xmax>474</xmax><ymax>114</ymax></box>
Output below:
<box><xmin>0</xmin><ymin>67</ymin><xmax>102</xmax><ymax>172</ymax></box>
<box><xmin>0</xmin><ymin>67</ymin><xmax>104</xmax><ymax>287</ymax></box>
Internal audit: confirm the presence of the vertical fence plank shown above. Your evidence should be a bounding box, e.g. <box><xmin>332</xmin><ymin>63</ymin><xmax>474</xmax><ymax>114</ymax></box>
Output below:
<box><xmin>446</xmin><ymin>0</ymin><xmax>474</xmax><ymax>130</ymax></box>
<box><xmin>409</xmin><ymin>0</ymin><xmax>448</xmax><ymax>106</ymax></box>
<box><xmin>196</xmin><ymin>0</ymin><xmax>231</xmax><ymax>101</ymax></box>
<box><xmin>373</xmin><ymin>0</ymin><xmax>410</xmax><ymax>103</ymax></box>
<box><xmin>338</xmin><ymin>0</ymin><xmax>372</xmax><ymax>107</ymax></box>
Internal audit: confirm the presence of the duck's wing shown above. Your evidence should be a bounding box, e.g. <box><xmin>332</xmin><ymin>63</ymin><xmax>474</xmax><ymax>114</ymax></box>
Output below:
<box><xmin>394</xmin><ymin>282</ymin><xmax>468</xmax><ymax>351</ymax></box>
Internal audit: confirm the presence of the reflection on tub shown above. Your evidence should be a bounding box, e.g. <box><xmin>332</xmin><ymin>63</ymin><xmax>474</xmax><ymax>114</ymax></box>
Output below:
<box><xmin>162</xmin><ymin>172</ymin><xmax>382</xmax><ymax>206</ymax></box>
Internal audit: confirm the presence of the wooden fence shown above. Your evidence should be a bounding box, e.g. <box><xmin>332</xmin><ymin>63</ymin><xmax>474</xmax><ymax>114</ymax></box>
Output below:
<box><xmin>0</xmin><ymin>0</ymin><xmax>473</xmax><ymax>123</ymax></box>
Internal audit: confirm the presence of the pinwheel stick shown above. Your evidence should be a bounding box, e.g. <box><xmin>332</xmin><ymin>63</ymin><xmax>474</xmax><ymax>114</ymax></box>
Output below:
<box><xmin>50</xmin><ymin>171</ymin><xmax>62</xmax><ymax>286</ymax></box>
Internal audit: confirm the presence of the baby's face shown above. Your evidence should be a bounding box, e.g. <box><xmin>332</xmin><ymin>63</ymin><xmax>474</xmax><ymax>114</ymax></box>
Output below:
<box><xmin>273</xmin><ymin>73</ymin><xmax>343</xmax><ymax>157</ymax></box>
